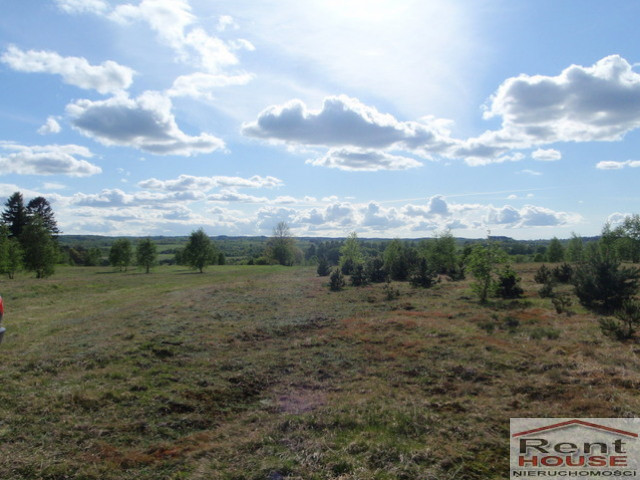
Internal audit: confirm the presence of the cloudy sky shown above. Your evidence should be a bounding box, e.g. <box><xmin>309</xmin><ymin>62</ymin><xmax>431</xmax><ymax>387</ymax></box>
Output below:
<box><xmin>1</xmin><ymin>0</ymin><xmax>639</xmax><ymax>239</ymax></box>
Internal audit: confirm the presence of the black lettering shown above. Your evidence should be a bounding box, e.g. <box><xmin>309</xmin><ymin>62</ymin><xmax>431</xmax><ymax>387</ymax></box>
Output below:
<box><xmin>520</xmin><ymin>438</ymin><xmax>549</xmax><ymax>454</ymax></box>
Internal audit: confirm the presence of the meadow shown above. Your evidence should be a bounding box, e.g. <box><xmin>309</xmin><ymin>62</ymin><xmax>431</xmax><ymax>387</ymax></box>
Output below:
<box><xmin>0</xmin><ymin>263</ymin><xmax>638</xmax><ymax>479</ymax></box>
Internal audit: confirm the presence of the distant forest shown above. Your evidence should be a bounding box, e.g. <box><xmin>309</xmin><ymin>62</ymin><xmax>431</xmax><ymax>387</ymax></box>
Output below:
<box><xmin>57</xmin><ymin>234</ymin><xmax>600</xmax><ymax>267</ymax></box>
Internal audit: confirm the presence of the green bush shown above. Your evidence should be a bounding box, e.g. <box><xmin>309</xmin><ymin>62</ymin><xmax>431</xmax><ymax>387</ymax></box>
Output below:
<box><xmin>552</xmin><ymin>263</ymin><xmax>573</xmax><ymax>283</ymax></box>
<box><xmin>496</xmin><ymin>265</ymin><xmax>523</xmax><ymax>299</ymax></box>
<box><xmin>538</xmin><ymin>282</ymin><xmax>554</xmax><ymax>298</ymax></box>
<box><xmin>599</xmin><ymin>300</ymin><xmax>640</xmax><ymax>340</ymax></box>
<box><xmin>329</xmin><ymin>267</ymin><xmax>346</xmax><ymax>291</ymax></box>
<box><xmin>350</xmin><ymin>263</ymin><xmax>368</xmax><ymax>287</ymax></box>
<box><xmin>573</xmin><ymin>253</ymin><xmax>640</xmax><ymax>313</ymax></box>
<box><xmin>317</xmin><ymin>257</ymin><xmax>330</xmax><ymax>276</ymax></box>
<box><xmin>534</xmin><ymin>264</ymin><xmax>552</xmax><ymax>284</ymax></box>
<box><xmin>409</xmin><ymin>258</ymin><xmax>438</xmax><ymax>288</ymax></box>
<box><xmin>530</xmin><ymin>327</ymin><xmax>561</xmax><ymax>340</ymax></box>
<box><xmin>365</xmin><ymin>257</ymin><xmax>387</xmax><ymax>283</ymax></box>
<box><xmin>551</xmin><ymin>293</ymin><xmax>572</xmax><ymax>315</ymax></box>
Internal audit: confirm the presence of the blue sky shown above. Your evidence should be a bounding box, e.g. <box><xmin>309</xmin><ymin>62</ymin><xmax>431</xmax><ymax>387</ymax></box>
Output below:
<box><xmin>1</xmin><ymin>0</ymin><xmax>639</xmax><ymax>239</ymax></box>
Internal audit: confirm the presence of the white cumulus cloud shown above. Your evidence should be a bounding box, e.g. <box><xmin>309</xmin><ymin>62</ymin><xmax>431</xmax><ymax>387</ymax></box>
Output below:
<box><xmin>0</xmin><ymin>143</ymin><xmax>101</xmax><ymax>177</ymax></box>
<box><xmin>485</xmin><ymin>55</ymin><xmax>640</xmax><ymax>144</ymax></box>
<box><xmin>38</xmin><ymin>117</ymin><xmax>62</xmax><ymax>135</ymax></box>
<box><xmin>532</xmin><ymin>148</ymin><xmax>561</xmax><ymax>161</ymax></box>
<box><xmin>242</xmin><ymin>95</ymin><xmax>450</xmax><ymax>151</ymax></box>
<box><xmin>596</xmin><ymin>160</ymin><xmax>640</xmax><ymax>170</ymax></box>
<box><xmin>1</xmin><ymin>45</ymin><xmax>134</xmax><ymax>94</ymax></box>
<box><xmin>306</xmin><ymin>147</ymin><xmax>422</xmax><ymax>171</ymax></box>
<box><xmin>66</xmin><ymin>92</ymin><xmax>225</xmax><ymax>156</ymax></box>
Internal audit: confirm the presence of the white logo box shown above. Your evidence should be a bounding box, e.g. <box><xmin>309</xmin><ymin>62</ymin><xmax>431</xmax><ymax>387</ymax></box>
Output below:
<box><xmin>510</xmin><ymin>418</ymin><xmax>640</xmax><ymax>478</ymax></box>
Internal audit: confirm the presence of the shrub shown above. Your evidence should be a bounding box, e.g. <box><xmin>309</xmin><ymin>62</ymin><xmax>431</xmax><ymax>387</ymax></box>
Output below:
<box><xmin>538</xmin><ymin>282</ymin><xmax>554</xmax><ymax>298</ymax></box>
<box><xmin>446</xmin><ymin>257</ymin><xmax>466</xmax><ymax>281</ymax></box>
<box><xmin>573</xmin><ymin>253</ymin><xmax>640</xmax><ymax>313</ymax></box>
<box><xmin>496</xmin><ymin>265</ymin><xmax>523</xmax><ymax>299</ymax></box>
<box><xmin>534</xmin><ymin>264</ymin><xmax>552</xmax><ymax>284</ymax></box>
<box><xmin>599</xmin><ymin>300</ymin><xmax>640</xmax><ymax>340</ymax></box>
<box><xmin>329</xmin><ymin>267</ymin><xmax>346</xmax><ymax>291</ymax></box>
<box><xmin>552</xmin><ymin>263</ymin><xmax>573</xmax><ymax>283</ymax></box>
<box><xmin>530</xmin><ymin>327</ymin><xmax>561</xmax><ymax>340</ymax></box>
<box><xmin>350</xmin><ymin>263</ymin><xmax>368</xmax><ymax>287</ymax></box>
<box><xmin>317</xmin><ymin>257</ymin><xmax>330</xmax><ymax>276</ymax></box>
<box><xmin>383</xmin><ymin>276</ymin><xmax>400</xmax><ymax>301</ymax></box>
<box><xmin>409</xmin><ymin>258</ymin><xmax>438</xmax><ymax>288</ymax></box>
<box><xmin>503</xmin><ymin>315</ymin><xmax>520</xmax><ymax>332</ymax></box>
<box><xmin>340</xmin><ymin>257</ymin><xmax>355</xmax><ymax>275</ymax></box>
<box><xmin>365</xmin><ymin>256</ymin><xmax>387</xmax><ymax>283</ymax></box>
<box><xmin>551</xmin><ymin>293</ymin><xmax>572</xmax><ymax>315</ymax></box>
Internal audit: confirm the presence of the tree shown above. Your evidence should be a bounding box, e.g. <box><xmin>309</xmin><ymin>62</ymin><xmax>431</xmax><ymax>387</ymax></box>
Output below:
<box><xmin>339</xmin><ymin>232</ymin><xmax>363</xmax><ymax>275</ymax></box>
<box><xmin>546</xmin><ymin>237</ymin><xmax>565</xmax><ymax>262</ymax></box>
<box><xmin>350</xmin><ymin>263</ymin><xmax>368</xmax><ymax>287</ymax></box>
<box><xmin>422</xmin><ymin>230</ymin><xmax>457</xmax><ymax>274</ymax></box>
<box><xmin>317</xmin><ymin>256</ymin><xmax>330</xmax><ymax>276</ymax></box>
<box><xmin>600</xmin><ymin>300</ymin><xmax>640</xmax><ymax>341</ymax></box>
<box><xmin>26</xmin><ymin>196</ymin><xmax>60</xmax><ymax>236</ymax></box>
<box><xmin>6</xmin><ymin>237</ymin><xmax>22</xmax><ymax>279</ymax></box>
<box><xmin>136</xmin><ymin>238</ymin><xmax>157</xmax><ymax>274</ymax></box>
<box><xmin>183</xmin><ymin>229</ymin><xmax>218</xmax><ymax>273</ymax></box>
<box><xmin>109</xmin><ymin>239</ymin><xmax>133</xmax><ymax>271</ymax></box>
<box><xmin>566</xmin><ymin>233</ymin><xmax>584</xmax><ymax>263</ymax></box>
<box><xmin>383</xmin><ymin>239</ymin><xmax>411</xmax><ymax>281</ymax></box>
<box><xmin>573</xmin><ymin>249</ymin><xmax>640</xmax><ymax>314</ymax></box>
<box><xmin>85</xmin><ymin>247</ymin><xmax>103</xmax><ymax>266</ymax></box>
<box><xmin>410</xmin><ymin>258</ymin><xmax>438</xmax><ymax>288</ymax></box>
<box><xmin>266</xmin><ymin>221</ymin><xmax>296</xmax><ymax>266</ymax></box>
<box><xmin>21</xmin><ymin>215</ymin><xmax>57</xmax><ymax>278</ymax></box>
<box><xmin>365</xmin><ymin>256</ymin><xmax>387</xmax><ymax>283</ymax></box>
<box><xmin>495</xmin><ymin>265</ymin><xmax>524</xmax><ymax>299</ymax></box>
<box><xmin>2</xmin><ymin>192</ymin><xmax>28</xmax><ymax>239</ymax></box>
<box><xmin>329</xmin><ymin>267</ymin><xmax>346</xmax><ymax>291</ymax></box>
<box><xmin>466</xmin><ymin>244</ymin><xmax>508</xmax><ymax>303</ymax></box>
<box><xmin>616</xmin><ymin>214</ymin><xmax>640</xmax><ymax>263</ymax></box>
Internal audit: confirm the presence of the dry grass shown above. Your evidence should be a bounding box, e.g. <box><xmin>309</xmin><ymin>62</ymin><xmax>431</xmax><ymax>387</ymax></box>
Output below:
<box><xmin>0</xmin><ymin>263</ymin><xmax>637</xmax><ymax>479</ymax></box>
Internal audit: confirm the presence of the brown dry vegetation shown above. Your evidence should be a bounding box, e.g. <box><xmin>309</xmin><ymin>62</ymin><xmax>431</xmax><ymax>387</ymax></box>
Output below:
<box><xmin>0</xmin><ymin>263</ymin><xmax>638</xmax><ymax>479</ymax></box>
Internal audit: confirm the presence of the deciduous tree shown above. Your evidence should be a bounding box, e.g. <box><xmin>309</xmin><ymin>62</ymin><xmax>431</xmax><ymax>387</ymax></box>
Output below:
<box><xmin>267</xmin><ymin>221</ymin><xmax>296</xmax><ymax>266</ymax></box>
<box><xmin>136</xmin><ymin>238</ymin><xmax>157</xmax><ymax>274</ymax></box>
<box><xmin>183</xmin><ymin>229</ymin><xmax>219</xmax><ymax>273</ymax></box>
<box><xmin>21</xmin><ymin>215</ymin><xmax>57</xmax><ymax>278</ymax></box>
<box><xmin>466</xmin><ymin>243</ymin><xmax>508</xmax><ymax>303</ymax></box>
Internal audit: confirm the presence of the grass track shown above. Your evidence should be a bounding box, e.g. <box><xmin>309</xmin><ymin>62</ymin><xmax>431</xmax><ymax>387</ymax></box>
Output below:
<box><xmin>0</xmin><ymin>264</ymin><xmax>638</xmax><ymax>479</ymax></box>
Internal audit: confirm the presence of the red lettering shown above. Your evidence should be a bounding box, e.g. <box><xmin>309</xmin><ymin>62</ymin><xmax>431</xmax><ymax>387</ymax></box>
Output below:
<box><xmin>519</xmin><ymin>456</ymin><xmax>538</xmax><ymax>467</ymax></box>
<box><xmin>541</xmin><ymin>456</ymin><xmax>563</xmax><ymax>467</ymax></box>
<box><xmin>566</xmin><ymin>456</ymin><xmax>585</xmax><ymax>467</ymax></box>
<box><xmin>610</xmin><ymin>456</ymin><xmax>627</xmax><ymax>467</ymax></box>
<box><xmin>587</xmin><ymin>455</ymin><xmax>607</xmax><ymax>467</ymax></box>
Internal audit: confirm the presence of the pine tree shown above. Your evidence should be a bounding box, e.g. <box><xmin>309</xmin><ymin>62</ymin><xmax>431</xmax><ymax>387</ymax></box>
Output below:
<box><xmin>26</xmin><ymin>196</ymin><xmax>60</xmax><ymax>236</ymax></box>
<box><xmin>2</xmin><ymin>192</ymin><xmax>28</xmax><ymax>239</ymax></box>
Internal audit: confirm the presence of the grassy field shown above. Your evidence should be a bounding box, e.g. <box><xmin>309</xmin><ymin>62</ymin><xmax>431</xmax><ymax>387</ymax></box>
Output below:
<box><xmin>0</xmin><ymin>264</ymin><xmax>638</xmax><ymax>479</ymax></box>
